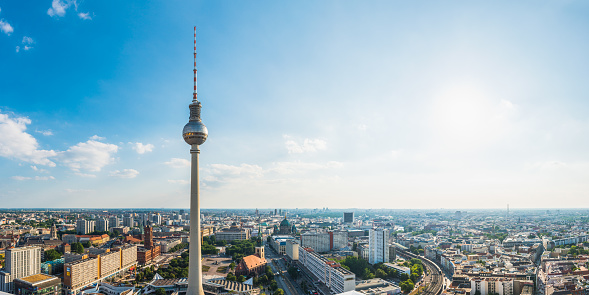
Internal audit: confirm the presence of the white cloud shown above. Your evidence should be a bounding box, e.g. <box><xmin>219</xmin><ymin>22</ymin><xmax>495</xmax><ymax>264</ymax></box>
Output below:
<box><xmin>11</xmin><ymin>176</ymin><xmax>55</xmax><ymax>181</ymax></box>
<box><xmin>75</xmin><ymin>172</ymin><xmax>96</xmax><ymax>178</ymax></box>
<box><xmin>109</xmin><ymin>169</ymin><xmax>139</xmax><ymax>179</ymax></box>
<box><xmin>89</xmin><ymin>135</ymin><xmax>105</xmax><ymax>141</ymax></box>
<box><xmin>58</xmin><ymin>140</ymin><xmax>118</xmax><ymax>172</ymax></box>
<box><xmin>209</xmin><ymin>163</ymin><xmax>264</xmax><ymax>178</ymax></box>
<box><xmin>22</xmin><ymin>36</ymin><xmax>33</xmax><ymax>44</ymax></box>
<box><xmin>36</xmin><ymin>129</ymin><xmax>53</xmax><ymax>136</ymax></box>
<box><xmin>164</xmin><ymin>158</ymin><xmax>190</xmax><ymax>168</ymax></box>
<box><xmin>47</xmin><ymin>0</ymin><xmax>70</xmax><ymax>17</ymax></box>
<box><xmin>358</xmin><ymin>124</ymin><xmax>367</xmax><ymax>131</ymax></box>
<box><xmin>15</xmin><ymin>46</ymin><xmax>19</xmax><ymax>53</ymax></box>
<box><xmin>131</xmin><ymin>142</ymin><xmax>154</xmax><ymax>154</ymax></box>
<box><xmin>78</xmin><ymin>12</ymin><xmax>91</xmax><ymax>20</ymax></box>
<box><xmin>0</xmin><ymin>112</ymin><xmax>57</xmax><ymax>166</ymax></box>
<box><xmin>11</xmin><ymin>176</ymin><xmax>31</xmax><ymax>181</ymax></box>
<box><xmin>284</xmin><ymin>135</ymin><xmax>327</xmax><ymax>154</ymax></box>
<box><xmin>0</xmin><ymin>19</ymin><xmax>13</xmax><ymax>35</ymax></box>
<box><xmin>168</xmin><ymin>179</ymin><xmax>189</xmax><ymax>185</ymax></box>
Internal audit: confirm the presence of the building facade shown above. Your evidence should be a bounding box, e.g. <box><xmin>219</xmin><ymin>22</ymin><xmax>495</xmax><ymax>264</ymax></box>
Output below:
<box><xmin>368</xmin><ymin>228</ymin><xmax>389</xmax><ymax>264</ymax></box>
<box><xmin>0</xmin><ymin>246</ymin><xmax>43</xmax><ymax>293</ymax></box>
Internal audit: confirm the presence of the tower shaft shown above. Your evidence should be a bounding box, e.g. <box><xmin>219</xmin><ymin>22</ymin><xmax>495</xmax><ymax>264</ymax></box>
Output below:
<box><xmin>187</xmin><ymin>145</ymin><xmax>204</xmax><ymax>295</ymax></box>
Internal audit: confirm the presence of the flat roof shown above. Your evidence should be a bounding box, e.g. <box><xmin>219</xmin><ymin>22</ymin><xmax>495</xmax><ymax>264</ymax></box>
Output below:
<box><xmin>17</xmin><ymin>273</ymin><xmax>57</xmax><ymax>284</ymax></box>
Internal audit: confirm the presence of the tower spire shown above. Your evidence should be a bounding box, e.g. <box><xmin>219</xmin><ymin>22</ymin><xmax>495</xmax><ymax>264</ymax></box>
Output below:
<box><xmin>193</xmin><ymin>26</ymin><xmax>198</xmax><ymax>102</ymax></box>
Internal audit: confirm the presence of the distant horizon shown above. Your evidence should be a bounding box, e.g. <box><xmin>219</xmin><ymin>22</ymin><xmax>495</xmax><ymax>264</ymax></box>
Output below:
<box><xmin>1</xmin><ymin>207</ymin><xmax>587</xmax><ymax>211</ymax></box>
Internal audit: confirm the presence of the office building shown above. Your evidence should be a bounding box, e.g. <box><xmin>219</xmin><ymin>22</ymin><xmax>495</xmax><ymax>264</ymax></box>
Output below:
<box><xmin>0</xmin><ymin>246</ymin><xmax>43</xmax><ymax>292</ymax></box>
<box><xmin>368</xmin><ymin>228</ymin><xmax>389</xmax><ymax>264</ymax></box>
<box><xmin>13</xmin><ymin>273</ymin><xmax>61</xmax><ymax>295</ymax></box>
<box><xmin>215</xmin><ymin>226</ymin><xmax>250</xmax><ymax>242</ymax></box>
<box><xmin>298</xmin><ymin>247</ymin><xmax>355</xmax><ymax>294</ymax></box>
<box><xmin>301</xmin><ymin>230</ymin><xmax>349</xmax><ymax>253</ymax></box>
<box><xmin>343</xmin><ymin>212</ymin><xmax>354</xmax><ymax>223</ymax></box>
<box><xmin>286</xmin><ymin>240</ymin><xmax>299</xmax><ymax>261</ymax></box>
<box><xmin>152</xmin><ymin>214</ymin><xmax>162</xmax><ymax>225</ymax></box>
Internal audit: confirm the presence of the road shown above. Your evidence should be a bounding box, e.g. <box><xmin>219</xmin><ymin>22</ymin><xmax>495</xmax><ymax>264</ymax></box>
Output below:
<box><xmin>265</xmin><ymin>245</ymin><xmax>304</xmax><ymax>295</ymax></box>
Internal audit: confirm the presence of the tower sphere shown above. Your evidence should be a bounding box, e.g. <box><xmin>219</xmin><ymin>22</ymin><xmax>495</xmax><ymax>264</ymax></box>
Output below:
<box><xmin>183</xmin><ymin>120</ymin><xmax>208</xmax><ymax>145</ymax></box>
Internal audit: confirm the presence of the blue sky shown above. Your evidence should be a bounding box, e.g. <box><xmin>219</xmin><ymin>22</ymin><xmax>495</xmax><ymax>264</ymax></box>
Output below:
<box><xmin>1</xmin><ymin>1</ymin><xmax>589</xmax><ymax>209</ymax></box>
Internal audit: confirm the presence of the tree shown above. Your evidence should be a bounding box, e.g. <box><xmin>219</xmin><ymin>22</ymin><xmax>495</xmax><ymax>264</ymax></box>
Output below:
<box><xmin>230</xmin><ymin>262</ymin><xmax>236</xmax><ymax>270</ymax></box>
<box><xmin>71</xmin><ymin>242</ymin><xmax>84</xmax><ymax>254</ymax></box>
<box><xmin>376</xmin><ymin>269</ymin><xmax>387</xmax><ymax>279</ymax></box>
<box><xmin>270</xmin><ymin>280</ymin><xmax>278</xmax><ymax>291</ymax></box>
<box><xmin>155</xmin><ymin>288</ymin><xmax>167</xmax><ymax>295</ymax></box>
<box><xmin>237</xmin><ymin>275</ymin><xmax>246</xmax><ymax>283</ymax></box>
<box><xmin>44</xmin><ymin>249</ymin><xmax>62</xmax><ymax>262</ymax></box>
<box><xmin>275</xmin><ymin>289</ymin><xmax>285</xmax><ymax>295</ymax></box>
<box><xmin>226</xmin><ymin>273</ymin><xmax>236</xmax><ymax>281</ymax></box>
<box><xmin>400</xmin><ymin>279</ymin><xmax>414</xmax><ymax>293</ymax></box>
<box><xmin>288</xmin><ymin>266</ymin><xmax>299</xmax><ymax>279</ymax></box>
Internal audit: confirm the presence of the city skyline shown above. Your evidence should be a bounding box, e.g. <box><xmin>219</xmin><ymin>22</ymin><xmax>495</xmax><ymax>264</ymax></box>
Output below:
<box><xmin>2</xmin><ymin>1</ymin><xmax>589</xmax><ymax>209</ymax></box>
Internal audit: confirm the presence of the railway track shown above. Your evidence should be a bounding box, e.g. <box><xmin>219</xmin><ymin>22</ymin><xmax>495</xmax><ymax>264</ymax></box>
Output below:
<box><xmin>398</xmin><ymin>249</ymin><xmax>444</xmax><ymax>295</ymax></box>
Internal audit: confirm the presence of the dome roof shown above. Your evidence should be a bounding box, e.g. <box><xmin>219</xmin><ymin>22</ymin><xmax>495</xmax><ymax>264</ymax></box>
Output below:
<box><xmin>280</xmin><ymin>218</ymin><xmax>290</xmax><ymax>227</ymax></box>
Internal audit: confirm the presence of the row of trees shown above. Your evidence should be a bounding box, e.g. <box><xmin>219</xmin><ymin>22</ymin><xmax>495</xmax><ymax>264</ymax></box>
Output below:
<box><xmin>168</xmin><ymin>242</ymin><xmax>188</xmax><ymax>253</ymax></box>
<box><xmin>225</xmin><ymin>239</ymin><xmax>257</xmax><ymax>261</ymax></box>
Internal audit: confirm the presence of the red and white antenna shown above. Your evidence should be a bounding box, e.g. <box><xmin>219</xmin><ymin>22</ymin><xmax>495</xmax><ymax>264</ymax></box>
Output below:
<box><xmin>193</xmin><ymin>26</ymin><xmax>198</xmax><ymax>102</ymax></box>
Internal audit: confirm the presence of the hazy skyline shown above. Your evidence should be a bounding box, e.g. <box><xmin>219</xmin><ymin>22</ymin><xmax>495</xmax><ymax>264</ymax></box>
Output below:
<box><xmin>1</xmin><ymin>1</ymin><xmax>589</xmax><ymax>209</ymax></box>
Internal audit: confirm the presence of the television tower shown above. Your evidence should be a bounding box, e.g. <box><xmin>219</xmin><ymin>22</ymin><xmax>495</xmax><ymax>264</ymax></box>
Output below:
<box><xmin>183</xmin><ymin>26</ymin><xmax>208</xmax><ymax>295</ymax></box>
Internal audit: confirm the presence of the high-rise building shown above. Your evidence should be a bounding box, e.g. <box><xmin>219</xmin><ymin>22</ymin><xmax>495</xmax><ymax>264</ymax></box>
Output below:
<box><xmin>152</xmin><ymin>213</ymin><xmax>162</xmax><ymax>225</ymax></box>
<box><xmin>343</xmin><ymin>212</ymin><xmax>354</xmax><ymax>223</ymax></box>
<box><xmin>369</xmin><ymin>228</ymin><xmax>389</xmax><ymax>264</ymax></box>
<box><xmin>96</xmin><ymin>218</ymin><xmax>109</xmax><ymax>232</ymax></box>
<box><xmin>108</xmin><ymin>216</ymin><xmax>120</xmax><ymax>228</ymax></box>
<box><xmin>76</xmin><ymin>219</ymin><xmax>95</xmax><ymax>235</ymax></box>
<box><xmin>0</xmin><ymin>246</ymin><xmax>43</xmax><ymax>292</ymax></box>
<box><xmin>123</xmin><ymin>215</ymin><xmax>134</xmax><ymax>228</ymax></box>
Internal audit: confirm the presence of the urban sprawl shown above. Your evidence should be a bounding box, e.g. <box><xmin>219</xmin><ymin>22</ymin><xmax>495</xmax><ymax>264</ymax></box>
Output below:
<box><xmin>0</xmin><ymin>209</ymin><xmax>587</xmax><ymax>295</ymax></box>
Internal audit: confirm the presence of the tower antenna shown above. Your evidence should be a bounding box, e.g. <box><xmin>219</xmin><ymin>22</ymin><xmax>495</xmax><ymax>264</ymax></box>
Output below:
<box><xmin>193</xmin><ymin>26</ymin><xmax>198</xmax><ymax>102</ymax></box>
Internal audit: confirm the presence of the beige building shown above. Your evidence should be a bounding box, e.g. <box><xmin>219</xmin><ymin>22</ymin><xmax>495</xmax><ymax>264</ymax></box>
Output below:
<box><xmin>0</xmin><ymin>246</ymin><xmax>43</xmax><ymax>292</ymax></box>
<box><xmin>63</xmin><ymin>245</ymin><xmax>137</xmax><ymax>295</ymax></box>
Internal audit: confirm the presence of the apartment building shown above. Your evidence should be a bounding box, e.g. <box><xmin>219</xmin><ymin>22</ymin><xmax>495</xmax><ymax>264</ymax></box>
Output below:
<box><xmin>0</xmin><ymin>246</ymin><xmax>43</xmax><ymax>292</ymax></box>
<box><xmin>63</xmin><ymin>245</ymin><xmax>137</xmax><ymax>295</ymax></box>
<box><xmin>76</xmin><ymin>220</ymin><xmax>95</xmax><ymax>235</ymax></box>
<box><xmin>368</xmin><ymin>228</ymin><xmax>389</xmax><ymax>264</ymax></box>
<box><xmin>298</xmin><ymin>247</ymin><xmax>355</xmax><ymax>294</ymax></box>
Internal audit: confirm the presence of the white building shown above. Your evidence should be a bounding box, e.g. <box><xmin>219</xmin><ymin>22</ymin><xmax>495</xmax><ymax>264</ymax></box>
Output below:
<box><xmin>368</xmin><ymin>229</ymin><xmax>389</xmax><ymax>264</ymax></box>
<box><xmin>301</xmin><ymin>232</ymin><xmax>330</xmax><ymax>253</ymax></box>
<box><xmin>0</xmin><ymin>246</ymin><xmax>42</xmax><ymax>292</ymax></box>
<box><xmin>96</xmin><ymin>218</ymin><xmax>109</xmax><ymax>232</ymax></box>
<box><xmin>123</xmin><ymin>216</ymin><xmax>134</xmax><ymax>228</ymax></box>
<box><xmin>76</xmin><ymin>219</ymin><xmax>96</xmax><ymax>235</ymax></box>
<box><xmin>286</xmin><ymin>240</ymin><xmax>299</xmax><ymax>261</ymax></box>
<box><xmin>299</xmin><ymin>247</ymin><xmax>355</xmax><ymax>294</ymax></box>
<box><xmin>471</xmin><ymin>277</ymin><xmax>514</xmax><ymax>295</ymax></box>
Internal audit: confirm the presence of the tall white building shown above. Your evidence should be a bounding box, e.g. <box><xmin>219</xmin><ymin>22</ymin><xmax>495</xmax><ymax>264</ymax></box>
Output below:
<box><xmin>369</xmin><ymin>228</ymin><xmax>389</xmax><ymax>264</ymax></box>
<box><xmin>96</xmin><ymin>218</ymin><xmax>109</xmax><ymax>232</ymax></box>
<box><xmin>0</xmin><ymin>246</ymin><xmax>42</xmax><ymax>292</ymax></box>
<box><xmin>76</xmin><ymin>219</ymin><xmax>95</xmax><ymax>235</ymax></box>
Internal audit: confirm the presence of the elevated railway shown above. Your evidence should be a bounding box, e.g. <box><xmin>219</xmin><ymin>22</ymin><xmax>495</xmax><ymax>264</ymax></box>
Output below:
<box><xmin>398</xmin><ymin>249</ymin><xmax>444</xmax><ymax>295</ymax></box>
